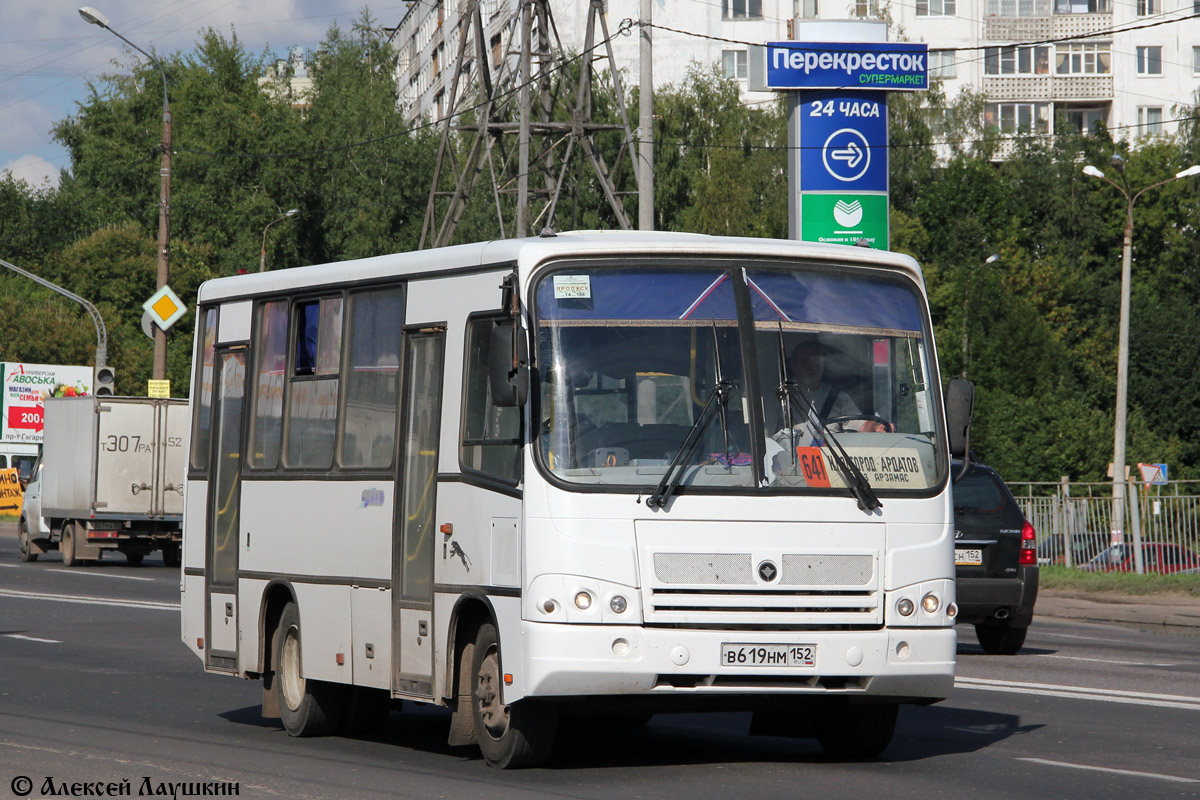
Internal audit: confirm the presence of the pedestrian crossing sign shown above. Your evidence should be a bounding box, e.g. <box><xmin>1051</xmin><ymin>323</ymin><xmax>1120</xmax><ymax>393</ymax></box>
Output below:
<box><xmin>142</xmin><ymin>285</ymin><xmax>187</xmax><ymax>331</ymax></box>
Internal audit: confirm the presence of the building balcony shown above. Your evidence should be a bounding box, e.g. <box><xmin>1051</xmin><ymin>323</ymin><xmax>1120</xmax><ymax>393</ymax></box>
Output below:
<box><xmin>1051</xmin><ymin>74</ymin><xmax>1112</xmax><ymax>100</ymax></box>
<box><xmin>984</xmin><ymin>11</ymin><xmax>1111</xmax><ymax>41</ymax></box>
<box><xmin>983</xmin><ymin>74</ymin><xmax>1112</xmax><ymax>100</ymax></box>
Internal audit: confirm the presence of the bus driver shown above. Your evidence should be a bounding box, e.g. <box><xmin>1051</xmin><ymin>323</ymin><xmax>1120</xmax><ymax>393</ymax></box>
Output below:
<box><xmin>774</xmin><ymin>335</ymin><xmax>891</xmax><ymax>447</ymax></box>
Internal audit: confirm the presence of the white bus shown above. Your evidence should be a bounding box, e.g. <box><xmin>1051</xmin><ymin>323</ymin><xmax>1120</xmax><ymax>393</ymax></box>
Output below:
<box><xmin>181</xmin><ymin>231</ymin><xmax>973</xmax><ymax>768</ymax></box>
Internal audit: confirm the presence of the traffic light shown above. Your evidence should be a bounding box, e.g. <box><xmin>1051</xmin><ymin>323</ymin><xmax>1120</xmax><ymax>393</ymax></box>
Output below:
<box><xmin>94</xmin><ymin>365</ymin><xmax>116</xmax><ymax>396</ymax></box>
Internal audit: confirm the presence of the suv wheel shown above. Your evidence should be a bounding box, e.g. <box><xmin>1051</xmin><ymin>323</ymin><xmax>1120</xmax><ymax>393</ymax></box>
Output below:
<box><xmin>975</xmin><ymin>620</ymin><xmax>1027</xmax><ymax>655</ymax></box>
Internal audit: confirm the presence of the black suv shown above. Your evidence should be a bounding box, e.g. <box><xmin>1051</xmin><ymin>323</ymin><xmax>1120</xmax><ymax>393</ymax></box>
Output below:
<box><xmin>952</xmin><ymin>461</ymin><xmax>1039</xmax><ymax>655</ymax></box>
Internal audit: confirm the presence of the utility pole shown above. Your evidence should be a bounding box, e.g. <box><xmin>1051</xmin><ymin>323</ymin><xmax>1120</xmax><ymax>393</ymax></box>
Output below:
<box><xmin>420</xmin><ymin>0</ymin><xmax>637</xmax><ymax>248</ymax></box>
<box><xmin>638</xmin><ymin>0</ymin><xmax>654</xmax><ymax>231</ymax></box>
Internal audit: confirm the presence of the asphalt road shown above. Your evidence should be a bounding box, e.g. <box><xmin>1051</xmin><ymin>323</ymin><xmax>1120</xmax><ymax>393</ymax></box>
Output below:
<box><xmin>1</xmin><ymin>523</ymin><xmax>1198</xmax><ymax>800</ymax></box>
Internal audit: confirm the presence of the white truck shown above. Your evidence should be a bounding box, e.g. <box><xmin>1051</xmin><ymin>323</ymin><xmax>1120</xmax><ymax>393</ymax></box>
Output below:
<box><xmin>19</xmin><ymin>396</ymin><xmax>186</xmax><ymax>566</ymax></box>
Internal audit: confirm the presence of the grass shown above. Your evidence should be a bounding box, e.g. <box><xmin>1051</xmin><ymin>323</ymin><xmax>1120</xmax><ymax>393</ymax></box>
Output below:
<box><xmin>1040</xmin><ymin>565</ymin><xmax>1200</xmax><ymax>597</ymax></box>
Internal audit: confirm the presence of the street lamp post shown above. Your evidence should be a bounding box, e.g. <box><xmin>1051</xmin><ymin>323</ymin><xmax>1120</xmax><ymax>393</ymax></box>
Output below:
<box><xmin>963</xmin><ymin>254</ymin><xmax>1000</xmax><ymax>380</ymax></box>
<box><xmin>258</xmin><ymin>208</ymin><xmax>300</xmax><ymax>273</ymax></box>
<box><xmin>260</xmin><ymin>209</ymin><xmax>299</xmax><ymax>273</ymax></box>
<box><xmin>79</xmin><ymin>6</ymin><xmax>171</xmax><ymax>383</ymax></box>
<box><xmin>0</xmin><ymin>257</ymin><xmax>107</xmax><ymax>370</ymax></box>
<box><xmin>1082</xmin><ymin>157</ymin><xmax>1200</xmax><ymax>573</ymax></box>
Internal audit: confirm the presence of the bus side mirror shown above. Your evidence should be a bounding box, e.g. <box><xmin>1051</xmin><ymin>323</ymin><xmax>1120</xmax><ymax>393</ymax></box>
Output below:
<box><xmin>489</xmin><ymin>322</ymin><xmax>529</xmax><ymax>407</ymax></box>
<box><xmin>945</xmin><ymin>379</ymin><xmax>975</xmax><ymax>460</ymax></box>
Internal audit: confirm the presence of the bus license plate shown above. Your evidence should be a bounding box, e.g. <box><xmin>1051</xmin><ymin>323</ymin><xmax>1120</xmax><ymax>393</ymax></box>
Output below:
<box><xmin>721</xmin><ymin>644</ymin><xmax>816</xmax><ymax>667</ymax></box>
<box><xmin>955</xmin><ymin>548</ymin><xmax>983</xmax><ymax>565</ymax></box>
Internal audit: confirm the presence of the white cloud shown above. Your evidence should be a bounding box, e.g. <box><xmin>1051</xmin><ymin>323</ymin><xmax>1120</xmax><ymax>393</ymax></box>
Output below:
<box><xmin>3</xmin><ymin>154</ymin><xmax>61</xmax><ymax>189</ymax></box>
<box><xmin>0</xmin><ymin>1</ymin><xmax>398</xmax><ymax>183</ymax></box>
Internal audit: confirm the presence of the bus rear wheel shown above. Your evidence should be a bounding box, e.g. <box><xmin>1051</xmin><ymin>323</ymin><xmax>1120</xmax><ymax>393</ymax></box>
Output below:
<box><xmin>815</xmin><ymin>700</ymin><xmax>898</xmax><ymax>759</ymax></box>
<box><xmin>470</xmin><ymin>622</ymin><xmax>557</xmax><ymax>769</ymax></box>
<box><xmin>274</xmin><ymin>602</ymin><xmax>345</xmax><ymax>737</ymax></box>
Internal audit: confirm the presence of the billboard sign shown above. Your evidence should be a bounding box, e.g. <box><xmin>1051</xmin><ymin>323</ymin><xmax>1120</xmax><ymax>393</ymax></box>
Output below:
<box><xmin>751</xmin><ymin>41</ymin><xmax>928</xmax><ymax>92</ymax></box>
<box><xmin>800</xmin><ymin>193</ymin><xmax>889</xmax><ymax>247</ymax></box>
<box><xmin>799</xmin><ymin>90</ymin><xmax>888</xmax><ymax>193</ymax></box>
<box><xmin>0</xmin><ymin>362</ymin><xmax>95</xmax><ymax>443</ymax></box>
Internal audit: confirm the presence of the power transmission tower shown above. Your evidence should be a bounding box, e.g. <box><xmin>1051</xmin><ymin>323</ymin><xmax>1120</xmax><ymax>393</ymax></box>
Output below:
<box><xmin>420</xmin><ymin>0</ymin><xmax>638</xmax><ymax>249</ymax></box>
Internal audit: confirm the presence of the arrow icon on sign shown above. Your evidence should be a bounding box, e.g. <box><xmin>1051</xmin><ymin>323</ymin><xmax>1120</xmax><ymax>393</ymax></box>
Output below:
<box><xmin>830</xmin><ymin>142</ymin><xmax>863</xmax><ymax>169</ymax></box>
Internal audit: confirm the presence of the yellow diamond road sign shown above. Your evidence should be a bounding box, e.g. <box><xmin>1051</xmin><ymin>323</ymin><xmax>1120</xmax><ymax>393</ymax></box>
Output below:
<box><xmin>143</xmin><ymin>285</ymin><xmax>187</xmax><ymax>331</ymax></box>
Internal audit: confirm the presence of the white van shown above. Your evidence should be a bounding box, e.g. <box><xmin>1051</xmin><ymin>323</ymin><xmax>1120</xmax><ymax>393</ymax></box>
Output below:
<box><xmin>0</xmin><ymin>442</ymin><xmax>39</xmax><ymax>481</ymax></box>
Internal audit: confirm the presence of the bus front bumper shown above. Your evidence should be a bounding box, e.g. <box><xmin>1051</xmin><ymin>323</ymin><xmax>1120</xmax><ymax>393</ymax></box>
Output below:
<box><xmin>517</xmin><ymin>622</ymin><xmax>955</xmax><ymax>702</ymax></box>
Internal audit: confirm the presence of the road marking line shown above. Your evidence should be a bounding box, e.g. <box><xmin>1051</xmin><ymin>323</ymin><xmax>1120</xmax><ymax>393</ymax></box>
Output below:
<box><xmin>1036</xmin><ymin>653</ymin><xmax>1177</xmax><ymax>667</ymax></box>
<box><xmin>4</xmin><ymin>634</ymin><xmax>62</xmax><ymax>643</ymax></box>
<box><xmin>1016</xmin><ymin>758</ymin><xmax>1199</xmax><ymax>784</ymax></box>
<box><xmin>1035</xmin><ymin>631</ymin><xmax>1130</xmax><ymax>644</ymax></box>
<box><xmin>956</xmin><ymin>677</ymin><xmax>1200</xmax><ymax>711</ymax></box>
<box><xmin>0</xmin><ymin>588</ymin><xmax>179</xmax><ymax>611</ymax></box>
<box><xmin>46</xmin><ymin>568</ymin><xmax>155</xmax><ymax>582</ymax></box>
<box><xmin>0</xmin><ymin>563</ymin><xmax>18</xmax><ymax>568</ymax></box>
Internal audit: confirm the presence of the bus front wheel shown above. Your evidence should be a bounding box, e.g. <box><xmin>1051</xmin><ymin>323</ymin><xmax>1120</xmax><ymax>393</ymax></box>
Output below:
<box><xmin>470</xmin><ymin>622</ymin><xmax>557</xmax><ymax>769</ymax></box>
<box><xmin>814</xmin><ymin>700</ymin><xmax>898</xmax><ymax>759</ymax></box>
<box><xmin>274</xmin><ymin>602</ymin><xmax>345</xmax><ymax>737</ymax></box>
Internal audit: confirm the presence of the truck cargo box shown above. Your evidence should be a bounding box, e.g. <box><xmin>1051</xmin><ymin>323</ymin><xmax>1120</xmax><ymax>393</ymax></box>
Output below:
<box><xmin>42</xmin><ymin>396</ymin><xmax>186</xmax><ymax>521</ymax></box>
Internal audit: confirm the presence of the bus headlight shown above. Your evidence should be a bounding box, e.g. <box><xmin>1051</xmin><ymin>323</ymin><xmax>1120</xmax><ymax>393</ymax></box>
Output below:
<box><xmin>609</xmin><ymin>595</ymin><xmax>628</xmax><ymax>614</ymax></box>
<box><xmin>921</xmin><ymin>593</ymin><xmax>940</xmax><ymax>614</ymax></box>
<box><xmin>574</xmin><ymin>591</ymin><xmax>593</xmax><ymax>610</ymax></box>
<box><xmin>896</xmin><ymin>598</ymin><xmax>915</xmax><ymax>617</ymax></box>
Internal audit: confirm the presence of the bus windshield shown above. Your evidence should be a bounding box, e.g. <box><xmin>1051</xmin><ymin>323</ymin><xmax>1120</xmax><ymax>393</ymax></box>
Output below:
<box><xmin>534</xmin><ymin>261</ymin><xmax>944</xmax><ymax>494</ymax></box>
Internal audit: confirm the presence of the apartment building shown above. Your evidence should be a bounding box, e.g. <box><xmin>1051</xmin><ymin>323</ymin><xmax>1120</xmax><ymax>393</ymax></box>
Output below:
<box><xmin>389</xmin><ymin>0</ymin><xmax>1200</xmax><ymax>142</ymax></box>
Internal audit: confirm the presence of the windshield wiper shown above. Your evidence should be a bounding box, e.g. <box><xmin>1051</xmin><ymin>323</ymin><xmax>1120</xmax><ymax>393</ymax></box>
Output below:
<box><xmin>774</xmin><ymin>330</ymin><xmax>881</xmax><ymax>513</ymax></box>
<box><xmin>647</xmin><ymin>324</ymin><xmax>732</xmax><ymax>510</ymax></box>
<box><xmin>775</xmin><ymin>324</ymin><xmax>798</xmax><ymax>469</ymax></box>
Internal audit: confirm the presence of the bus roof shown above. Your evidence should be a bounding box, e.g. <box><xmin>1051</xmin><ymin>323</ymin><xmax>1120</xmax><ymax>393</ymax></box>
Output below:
<box><xmin>195</xmin><ymin>230</ymin><xmax>925</xmax><ymax>304</ymax></box>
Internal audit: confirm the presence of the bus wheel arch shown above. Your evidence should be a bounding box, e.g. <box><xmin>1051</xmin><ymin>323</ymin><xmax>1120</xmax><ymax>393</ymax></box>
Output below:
<box><xmin>272</xmin><ymin>600</ymin><xmax>346</xmax><ymax>736</ymax></box>
<box><xmin>470</xmin><ymin>621</ymin><xmax>557</xmax><ymax>768</ymax></box>
<box><xmin>445</xmin><ymin>595</ymin><xmax>494</xmax><ymax>746</ymax></box>
<box><xmin>258</xmin><ymin>582</ymin><xmax>298</xmax><ymax>719</ymax></box>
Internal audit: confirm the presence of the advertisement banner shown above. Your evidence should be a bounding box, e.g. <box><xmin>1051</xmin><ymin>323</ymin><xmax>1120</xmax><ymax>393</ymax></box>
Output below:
<box><xmin>754</xmin><ymin>41</ymin><xmax>929</xmax><ymax>91</ymax></box>
<box><xmin>0</xmin><ymin>468</ymin><xmax>23</xmax><ymax>516</ymax></box>
<box><xmin>0</xmin><ymin>362</ymin><xmax>95</xmax><ymax>443</ymax></box>
<box><xmin>800</xmin><ymin>193</ymin><xmax>889</xmax><ymax>248</ymax></box>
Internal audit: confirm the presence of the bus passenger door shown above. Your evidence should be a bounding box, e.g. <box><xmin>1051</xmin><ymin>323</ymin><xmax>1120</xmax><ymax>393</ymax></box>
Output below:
<box><xmin>205</xmin><ymin>347</ymin><xmax>246</xmax><ymax>672</ymax></box>
<box><xmin>392</xmin><ymin>327</ymin><xmax>445</xmax><ymax>697</ymax></box>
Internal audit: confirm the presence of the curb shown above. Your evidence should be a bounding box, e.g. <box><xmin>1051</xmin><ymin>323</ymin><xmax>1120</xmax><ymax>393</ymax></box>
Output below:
<box><xmin>1035</xmin><ymin>592</ymin><xmax>1200</xmax><ymax>630</ymax></box>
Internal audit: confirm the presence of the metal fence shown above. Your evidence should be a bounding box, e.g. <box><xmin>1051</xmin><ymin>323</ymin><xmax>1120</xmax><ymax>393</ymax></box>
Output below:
<box><xmin>1008</xmin><ymin>480</ymin><xmax>1200</xmax><ymax>572</ymax></box>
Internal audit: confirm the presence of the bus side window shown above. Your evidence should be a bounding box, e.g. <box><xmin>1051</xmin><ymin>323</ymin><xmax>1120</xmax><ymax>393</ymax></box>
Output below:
<box><xmin>189</xmin><ymin>306</ymin><xmax>219</xmax><ymax>473</ymax></box>
<box><xmin>249</xmin><ymin>300</ymin><xmax>289</xmax><ymax>469</ymax></box>
<box><xmin>339</xmin><ymin>287</ymin><xmax>404</xmax><ymax>468</ymax></box>
<box><xmin>461</xmin><ymin>316</ymin><xmax>521</xmax><ymax>482</ymax></box>
<box><xmin>286</xmin><ymin>297</ymin><xmax>342</xmax><ymax>468</ymax></box>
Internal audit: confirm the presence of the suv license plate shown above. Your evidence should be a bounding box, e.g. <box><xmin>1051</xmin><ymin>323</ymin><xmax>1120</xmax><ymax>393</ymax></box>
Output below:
<box><xmin>955</xmin><ymin>548</ymin><xmax>983</xmax><ymax>565</ymax></box>
<box><xmin>721</xmin><ymin>644</ymin><xmax>816</xmax><ymax>667</ymax></box>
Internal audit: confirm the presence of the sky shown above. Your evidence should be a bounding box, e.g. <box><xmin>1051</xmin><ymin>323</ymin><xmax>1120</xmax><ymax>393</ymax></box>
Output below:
<box><xmin>1</xmin><ymin>1</ymin><xmax>411</xmax><ymax>189</ymax></box>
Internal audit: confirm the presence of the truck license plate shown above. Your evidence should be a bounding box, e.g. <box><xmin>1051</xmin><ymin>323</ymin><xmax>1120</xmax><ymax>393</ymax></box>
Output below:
<box><xmin>721</xmin><ymin>644</ymin><xmax>816</xmax><ymax>667</ymax></box>
<box><xmin>955</xmin><ymin>548</ymin><xmax>983</xmax><ymax>565</ymax></box>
